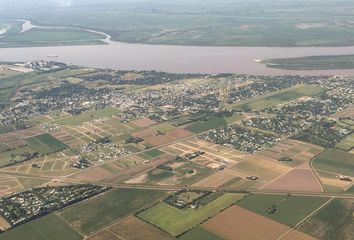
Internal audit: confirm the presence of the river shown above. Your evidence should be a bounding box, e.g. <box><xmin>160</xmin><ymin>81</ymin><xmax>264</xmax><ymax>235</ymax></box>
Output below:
<box><xmin>1</xmin><ymin>21</ymin><xmax>354</xmax><ymax>75</ymax></box>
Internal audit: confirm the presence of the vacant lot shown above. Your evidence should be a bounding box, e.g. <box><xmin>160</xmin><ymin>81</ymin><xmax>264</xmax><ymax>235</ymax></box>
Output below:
<box><xmin>25</xmin><ymin>133</ymin><xmax>67</xmax><ymax>154</ymax></box>
<box><xmin>298</xmin><ymin>199</ymin><xmax>354</xmax><ymax>240</ymax></box>
<box><xmin>0</xmin><ymin>214</ymin><xmax>82</xmax><ymax>240</ymax></box>
<box><xmin>237</xmin><ymin>194</ymin><xmax>329</xmax><ymax>227</ymax></box>
<box><xmin>59</xmin><ymin>188</ymin><xmax>166</xmax><ymax>235</ymax></box>
<box><xmin>204</xmin><ymin>205</ymin><xmax>289</xmax><ymax>240</ymax></box>
<box><xmin>312</xmin><ymin>149</ymin><xmax>354</xmax><ymax>176</ymax></box>
<box><xmin>138</xmin><ymin>193</ymin><xmax>245</xmax><ymax>236</ymax></box>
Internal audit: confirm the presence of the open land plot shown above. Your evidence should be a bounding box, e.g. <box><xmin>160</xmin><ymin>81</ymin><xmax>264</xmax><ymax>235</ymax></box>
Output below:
<box><xmin>317</xmin><ymin>171</ymin><xmax>352</xmax><ymax>193</ymax></box>
<box><xmin>192</xmin><ymin>170</ymin><xmax>239</xmax><ymax>188</ymax></box>
<box><xmin>231</xmin><ymin>85</ymin><xmax>325</xmax><ymax>111</ymax></box>
<box><xmin>131</xmin><ymin>118</ymin><xmax>157</xmax><ymax>128</ymax></box>
<box><xmin>55</xmin><ymin>107</ymin><xmax>120</xmax><ymax>126</ymax></box>
<box><xmin>237</xmin><ymin>194</ymin><xmax>329</xmax><ymax>227</ymax></box>
<box><xmin>203</xmin><ymin>205</ymin><xmax>290</xmax><ymax>240</ymax></box>
<box><xmin>335</xmin><ymin>133</ymin><xmax>354</xmax><ymax>151</ymax></box>
<box><xmin>178</xmin><ymin>226</ymin><xmax>224</xmax><ymax>240</ymax></box>
<box><xmin>0</xmin><ymin>146</ymin><xmax>36</xmax><ymax>167</ymax></box>
<box><xmin>86</xmin><ymin>231</ymin><xmax>119</xmax><ymax>240</ymax></box>
<box><xmin>231</xmin><ymin>157</ymin><xmax>292</xmax><ymax>181</ymax></box>
<box><xmin>107</xmin><ymin>216</ymin><xmax>173</xmax><ymax>240</ymax></box>
<box><xmin>70</xmin><ymin>166</ymin><xmax>114</xmax><ymax>182</ymax></box>
<box><xmin>254</xmin><ymin>140</ymin><xmax>324</xmax><ymax>167</ymax></box>
<box><xmin>125</xmin><ymin>157</ymin><xmax>213</xmax><ymax>186</ymax></box>
<box><xmin>138</xmin><ymin>193</ymin><xmax>245</xmax><ymax>236</ymax></box>
<box><xmin>59</xmin><ymin>188</ymin><xmax>166</xmax><ymax>235</ymax></box>
<box><xmin>25</xmin><ymin>133</ymin><xmax>68</xmax><ymax>155</ymax></box>
<box><xmin>105</xmin><ymin>153</ymin><xmax>176</xmax><ymax>184</ymax></box>
<box><xmin>332</xmin><ymin>105</ymin><xmax>354</xmax><ymax>120</ymax></box>
<box><xmin>297</xmin><ymin>199</ymin><xmax>354</xmax><ymax>240</ymax></box>
<box><xmin>312</xmin><ymin>148</ymin><xmax>354</xmax><ymax>177</ymax></box>
<box><xmin>281</xmin><ymin>230</ymin><xmax>317</xmax><ymax>240</ymax></box>
<box><xmin>0</xmin><ymin>214</ymin><xmax>83</xmax><ymax>240</ymax></box>
<box><xmin>261</xmin><ymin>169</ymin><xmax>323</xmax><ymax>192</ymax></box>
<box><xmin>0</xmin><ymin>176</ymin><xmax>23</xmax><ymax>197</ymax></box>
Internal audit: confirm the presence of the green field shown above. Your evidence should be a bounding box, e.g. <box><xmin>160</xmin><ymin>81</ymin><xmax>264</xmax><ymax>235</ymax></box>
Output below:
<box><xmin>138</xmin><ymin>193</ymin><xmax>245</xmax><ymax>236</ymax></box>
<box><xmin>25</xmin><ymin>133</ymin><xmax>67</xmax><ymax>155</ymax></box>
<box><xmin>237</xmin><ymin>194</ymin><xmax>329</xmax><ymax>227</ymax></box>
<box><xmin>0</xmin><ymin>146</ymin><xmax>36</xmax><ymax>167</ymax></box>
<box><xmin>298</xmin><ymin>199</ymin><xmax>354</xmax><ymax>240</ymax></box>
<box><xmin>0</xmin><ymin>214</ymin><xmax>82</xmax><ymax>240</ymax></box>
<box><xmin>144</xmin><ymin>149</ymin><xmax>163</xmax><ymax>158</ymax></box>
<box><xmin>55</xmin><ymin>107</ymin><xmax>120</xmax><ymax>125</ymax></box>
<box><xmin>185</xmin><ymin>117</ymin><xmax>228</xmax><ymax>133</ymax></box>
<box><xmin>59</xmin><ymin>188</ymin><xmax>166</xmax><ymax>235</ymax></box>
<box><xmin>262</xmin><ymin>55</ymin><xmax>354</xmax><ymax>70</ymax></box>
<box><xmin>178</xmin><ymin>226</ymin><xmax>224</xmax><ymax>240</ymax></box>
<box><xmin>313</xmin><ymin>149</ymin><xmax>354</xmax><ymax>176</ymax></box>
<box><xmin>234</xmin><ymin>85</ymin><xmax>324</xmax><ymax>111</ymax></box>
<box><xmin>335</xmin><ymin>133</ymin><xmax>354</xmax><ymax>151</ymax></box>
<box><xmin>0</xmin><ymin>28</ymin><xmax>105</xmax><ymax>48</ymax></box>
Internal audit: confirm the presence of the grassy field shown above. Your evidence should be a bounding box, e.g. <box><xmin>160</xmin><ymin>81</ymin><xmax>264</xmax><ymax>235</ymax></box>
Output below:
<box><xmin>335</xmin><ymin>133</ymin><xmax>354</xmax><ymax>151</ymax></box>
<box><xmin>0</xmin><ymin>146</ymin><xmax>36</xmax><ymax>167</ymax></box>
<box><xmin>262</xmin><ymin>55</ymin><xmax>354</xmax><ymax>70</ymax></box>
<box><xmin>144</xmin><ymin>149</ymin><xmax>163</xmax><ymax>158</ymax></box>
<box><xmin>237</xmin><ymin>194</ymin><xmax>329</xmax><ymax>227</ymax></box>
<box><xmin>0</xmin><ymin>214</ymin><xmax>82</xmax><ymax>240</ymax></box>
<box><xmin>138</xmin><ymin>193</ymin><xmax>245</xmax><ymax>236</ymax></box>
<box><xmin>178</xmin><ymin>226</ymin><xmax>224</xmax><ymax>240</ymax></box>
<box><xmin>59</xmin><ymin>188</ymin><xmax>166</xmax><ymax>235</ymax></box>
<box><xmin>55</xmin><ymin>107</ymin><xmax>120</xmax><ymax>125</ymax></box>
<box><xmin>0</xmin><ymin>28</ymin><xmax>105</xmax><ymax>48</ymax></box>
<box><xmin>313</xmin><ymin>149</ymin><xmax>354</xmax><ymax>176</ymax></box>
<box><xmin>185</xmin><ymin>117</ymin><xmax>227</xmax><ymax>133</ymax></box>
<box><xmin>298</xmin><ymin>199</ymin><xmax>354</xmax><ymax>240</ymax></box>
<box><xmin>234</xmin><ymin>85</ymin><xmax>324</xmax><ymax>111</ymax></box>
<box><xmin>25</xmin><ymin>133</ymin><xmax>67</xmax><ymax>154</ymax></box>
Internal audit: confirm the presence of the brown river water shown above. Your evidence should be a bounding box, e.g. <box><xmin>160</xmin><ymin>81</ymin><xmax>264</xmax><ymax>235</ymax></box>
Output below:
<box><xmin>1</xmin><ymin>21</ymin><xmax>354</xmax><ymax>75</ymax></box>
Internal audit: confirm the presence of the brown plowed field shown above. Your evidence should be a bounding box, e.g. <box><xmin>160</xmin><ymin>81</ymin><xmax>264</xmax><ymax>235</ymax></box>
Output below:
<box><xmin>262</xmin><ymin>169</ymin><xmax>323</xmax><ymax>192</ymax></box>
<box><xmin>204</xmin><ymin>205</ymin><xmax>290</xmax><ymax>240</ymax></box>
<box><xmin>281</xmin><ymin>230</ymin><xmax>317</xmax><ymax>240</ymax></box>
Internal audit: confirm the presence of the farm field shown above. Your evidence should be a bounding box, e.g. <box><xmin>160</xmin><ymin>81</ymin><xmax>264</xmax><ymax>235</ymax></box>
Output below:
<box><xmin>138</xmin><ymin>193</ymin><xmax>245</xmax><ymax>236</ymax></box>
<box><xmin>185</xmin><ymin>117</ymin><xmax>228</xmax><ymax>133</ymax></box>
<box><xmin>312</xmin><ymin>149</ymin><xmax>354</xmax><ymax>177</ymax></box>
<box><xmin>59</xmin><ymin>188</ymin><xmax>166</xmax><ymax>235</ymax></box>
<box><xmin>203</xmin><ymin>205</ymin><xmax>290</xmax><ymax>240</ymax></box>
<box><xmin>335</xmin><ymin>133</ymin><xmax>354</xmax><ymax>151</ymax></box>
<box><xmin>297</xmin><ymin>199</ymin><xmax>354</xmax><ymax>240</ymax></box>
<box><xmin>262</xmin><ymin>169</ymin><xmax>323</xmax><ymax>193</ymax></box>
<box><xmin>25</xmin><ymin>133</ymin><xmax>67</xmax><ymax>154</ymax></box>
<box><xmin>0</xmin><ymin>214</ymin><xmax>83</xmax><ymax>240</ymax></box>
<box><xmin>178</xmin><ymin>226</ymin><xmax>224</xmax><ymax>240</ymax></box>
<box><xmin>237</xmin><ymin>194</ymin><xmax>329</xmax><ymax>227</ymax></box>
